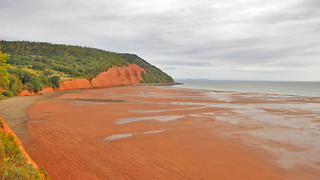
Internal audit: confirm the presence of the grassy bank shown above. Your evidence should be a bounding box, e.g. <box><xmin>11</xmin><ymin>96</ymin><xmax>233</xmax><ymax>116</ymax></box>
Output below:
<box><xmin>0</xmin><ymin>120</ymin><xmax>49</xmax><ymax>179</ymax></box>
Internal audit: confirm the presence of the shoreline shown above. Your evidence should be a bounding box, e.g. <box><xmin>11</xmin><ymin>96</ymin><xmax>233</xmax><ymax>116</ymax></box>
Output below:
<box><xmin>176</xmin><ymin>80</ymin><xmax>320</xmax><ymax>97</ymax></box>
<box><xmin>0</xmin><ymin>89</ymin><xmax>90</xmax><ymax>142</ymax></box>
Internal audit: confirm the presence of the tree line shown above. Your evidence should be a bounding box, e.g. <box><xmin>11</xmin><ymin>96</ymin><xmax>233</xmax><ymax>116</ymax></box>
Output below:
<box><xmin>0</xmin><ymin>49</ymin><xmax>60</xmax><ymax>99</ymax></box>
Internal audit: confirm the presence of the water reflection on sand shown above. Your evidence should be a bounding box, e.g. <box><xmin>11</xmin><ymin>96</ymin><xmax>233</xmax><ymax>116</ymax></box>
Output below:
<box><xmin>130</xmin><ymin>87</ymin><xmax>320</xmax><ymax>169</ymax></box>
<box><xmin>105</xmin><ymin>130</ymin><xmax>166</xmax><ymax>140</ymax></box>
<box><xmin>115</xmin><ymin>115</ymin><xmax>184</xmax><ymax>124</ymax></box>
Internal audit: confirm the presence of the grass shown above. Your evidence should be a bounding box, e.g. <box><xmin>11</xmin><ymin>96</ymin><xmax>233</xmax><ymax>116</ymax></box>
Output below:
<box><xmin>0</xmin><ymin>121</ymin><xmax>49</xmax><ymax>179</ymax></box>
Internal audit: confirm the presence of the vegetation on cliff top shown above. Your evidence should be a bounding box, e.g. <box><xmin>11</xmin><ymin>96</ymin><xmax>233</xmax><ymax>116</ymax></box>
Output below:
<box><xmin>0</xmin><ymin>40</ymin><xmax>173</xmax><ymax>99</ymax></box>
<box><xmin>1</xmin><ymin>41</ymin><xmax>173</xmax><ymax>80</ymax></box>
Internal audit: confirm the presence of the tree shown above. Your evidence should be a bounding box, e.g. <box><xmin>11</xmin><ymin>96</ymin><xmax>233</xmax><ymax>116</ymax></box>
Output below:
<box><xmin>0</xmin><ymin>49</ymin><xmax>10</xmax><ymax>87</ymax></box>
<box><xmin>8</xmin><ymin>75</ymin><xmax>23</xmax><ymax>95</ymax></box>
<box><xmin>25</xmin><ymin>82</ymin><xmax>34</xmax><ymax>93</ymax></box>
<box><xmin>44</xmin><ymin>70</ymin><xmax>53</xmax><ymax>76</ymax></box>
<box><xmin>49</xmin><ymin>76</ymin><xmax>60</xmax><ymax>89</ymax></box>
<box><xmin>30</xmin><ymin>76</ymin><xmax>41</xmax><ymax>93</ymax></box>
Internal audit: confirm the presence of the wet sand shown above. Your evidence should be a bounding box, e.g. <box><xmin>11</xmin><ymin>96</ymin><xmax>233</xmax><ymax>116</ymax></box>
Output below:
<box><xmin>21</xmin><ymin>86</ymin><xmax>320</xmax><ymax>179</ymax></box>
<box><xmin>0</xmin><ymin>91</ymin><xmax>64</xmax><ymax>142</ymax></box>
<box><xmin>0</xmin><ymin>90</ymin><xmax>85</xmax><ymax>142</ymax></box>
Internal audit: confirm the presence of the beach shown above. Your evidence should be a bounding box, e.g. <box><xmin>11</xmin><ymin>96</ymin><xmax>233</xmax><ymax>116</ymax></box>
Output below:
<box><xmin>2</xmin><ymin>85</ymin><xmax>320</xmax><ymax>179</ymax></box>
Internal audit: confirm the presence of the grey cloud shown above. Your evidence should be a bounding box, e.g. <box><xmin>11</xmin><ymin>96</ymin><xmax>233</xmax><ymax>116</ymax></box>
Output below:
<box><xmin>161</xmin><ymin>67</ymin><xmax>177</xmax><ymax>71</ymax></box>
<box><xmin>1</xmin><ymin>0</ymin><xmax>320</xmax><ymax>80</ymax></box>
<box><xmin>153</xmin><ymin>60</ymin><xmax>212</xmax><ymax>67</ymax></box>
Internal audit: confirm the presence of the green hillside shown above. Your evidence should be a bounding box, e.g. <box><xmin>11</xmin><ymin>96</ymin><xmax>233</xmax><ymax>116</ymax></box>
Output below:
<box><xmin>0</xmin><ymin>40</ymin><xmax>173</xmax><ymax>99</ymax></box>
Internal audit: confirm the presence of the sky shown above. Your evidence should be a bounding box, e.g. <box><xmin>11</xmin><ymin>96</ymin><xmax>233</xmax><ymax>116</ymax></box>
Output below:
<box><xmin>1</xmin><ymin>0</ymin><xmax>320</xmax><ymax>81</ymax></box>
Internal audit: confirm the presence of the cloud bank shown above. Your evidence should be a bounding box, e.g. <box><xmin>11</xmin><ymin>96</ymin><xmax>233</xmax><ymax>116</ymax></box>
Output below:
<box><xmin>1</xmin><ymin>0</ymin><xmax>319</xmax><ymax>80</ymax></box>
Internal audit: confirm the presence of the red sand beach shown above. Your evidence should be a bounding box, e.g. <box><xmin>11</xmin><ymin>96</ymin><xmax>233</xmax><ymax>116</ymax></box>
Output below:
<box><xmin>24</xmin><ymin>86</ymin><xmax>320</xmax><ymax>179</ymax></box>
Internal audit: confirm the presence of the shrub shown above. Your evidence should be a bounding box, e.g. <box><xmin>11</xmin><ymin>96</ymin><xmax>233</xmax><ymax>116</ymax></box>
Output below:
<box><xmin>44</xmin><ymin>70</ymin><xmax>53</xmax><ymax>77</ymax></box>
<box><xmin>49</xmin><ymin>76</ymin><xmax>60</xmax><ymax>89</ymax></box>
<box><xmin>2</xmin><ymin>90</ymin><xmax>13</xmax><ymax>98</ymax></box>
<box><xmin>25</xmin><ymin>83</ymin><xmax>34</xmax><ymax>93</ymax></box>
<box><xmin>39</xmin><ymin>75</ymin><xmax>49</xmax><ymax>86</ymax></box>
<box><xmin>30</xmin><ymin>76</ymin><xmax>41</xmax><ymax>93</ymax></box>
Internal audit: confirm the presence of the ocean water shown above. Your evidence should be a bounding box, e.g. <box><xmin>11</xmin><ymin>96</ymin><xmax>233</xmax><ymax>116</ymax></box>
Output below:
<box><xmin>175</xmin><ymin>80</ymin><xmax>320</xmax><ymax>96</ymax></box>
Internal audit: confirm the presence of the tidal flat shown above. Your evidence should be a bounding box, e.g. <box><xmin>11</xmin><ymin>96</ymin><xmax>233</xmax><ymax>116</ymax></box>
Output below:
<box><xmin>2</xmin><ymin>85</ymin><xmax>320</xmax><ymax>179</ymax></box>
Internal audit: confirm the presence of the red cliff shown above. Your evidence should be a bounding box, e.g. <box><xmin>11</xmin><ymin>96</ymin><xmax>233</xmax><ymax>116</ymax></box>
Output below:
<box><xmin>91</xmin><ymin>64</ymin><xmax>145</xmax><ymax>88</ymax></box>
<box><xmin>18</xmin><ymin>87</ymin><xmax>54</xmax><ymax>96</ymax></box>
<box><xmin>17</xmin><ymin>63</ymin><xmax>146</xmax><ymax>96</ymax></box>
<box><xmin>58</xmin><ymin>78</ymin><xmax>92</xmax><ymax>90</ymax></box>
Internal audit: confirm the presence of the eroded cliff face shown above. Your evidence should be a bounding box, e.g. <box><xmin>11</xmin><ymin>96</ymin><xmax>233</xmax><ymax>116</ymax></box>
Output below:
<box><xmin>17</xmin><ymin>63</ymin><xmax>146</xmax><ymax>96</ymax></box>
<box><xmin>58</xmin><ymin>78</ymin><xmax>92</xmax><ymax>90</ymax></box>
<box><xmin>18</xmin><ymin>87</ymin><xmax>54</xmax><ymax>96</ymax></box>
<box><xmin>91</xmin><ymin>64</ymin><xmax>145</xmax><ymax>88</ymax></box>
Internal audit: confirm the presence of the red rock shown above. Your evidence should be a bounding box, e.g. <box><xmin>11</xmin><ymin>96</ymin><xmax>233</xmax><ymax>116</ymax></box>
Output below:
<box><xmin>57</xmin><ymin>79</ymin><xmax>92</xmax><ymax>91</ymax></box>
<box><xmin>91</xmin><ymin>64</ymin><xmax>145</xmax><ymax>88</ymax></box>
<box><xmin>18</xmin><ymin>87</ymin><xmax>54</xmax><ymax>96</ymax></box>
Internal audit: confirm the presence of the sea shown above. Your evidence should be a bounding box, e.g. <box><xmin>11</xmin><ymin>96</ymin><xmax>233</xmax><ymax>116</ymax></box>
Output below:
<box><xmin>174</xmin><ymin>80</ymin><xmax>320</xmax><ymax>97</ymax></box>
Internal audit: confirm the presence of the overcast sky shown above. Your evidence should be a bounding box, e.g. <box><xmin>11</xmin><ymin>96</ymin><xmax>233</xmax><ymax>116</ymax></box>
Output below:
<box><xmin>1</xmin><ymin>0</ymin><xmax>320</xmax><ymax>81</ymax></box>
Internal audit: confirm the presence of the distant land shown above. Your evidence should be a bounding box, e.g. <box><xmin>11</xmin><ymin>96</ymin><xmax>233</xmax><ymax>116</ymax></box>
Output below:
<box><xmin>175</xmin><ymin>78</ymin><xmax>320</xmax><ymax>82</ymax></box>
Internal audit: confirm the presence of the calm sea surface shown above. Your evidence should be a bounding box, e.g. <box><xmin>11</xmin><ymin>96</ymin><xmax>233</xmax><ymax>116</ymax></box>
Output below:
<box><xmin>174</xmin><ymin>80</ymin><xmax>320</xmax><ymax>96</ymax></box>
